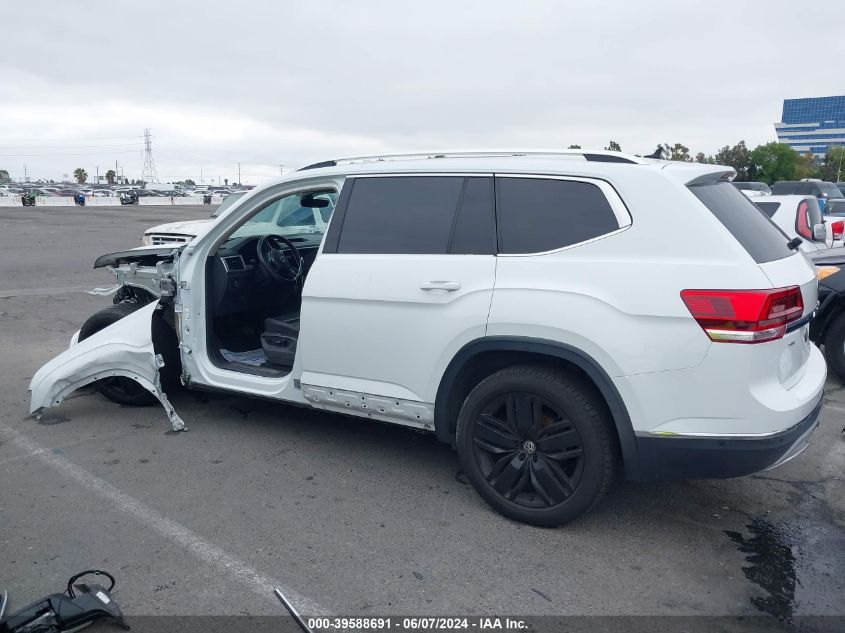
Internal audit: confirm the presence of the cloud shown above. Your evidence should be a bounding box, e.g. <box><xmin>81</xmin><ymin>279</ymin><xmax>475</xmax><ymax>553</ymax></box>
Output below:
<box><xmin>1</xmin><ymin>0</ymin><xmax>843</xmax><ymax>182</ymax></box>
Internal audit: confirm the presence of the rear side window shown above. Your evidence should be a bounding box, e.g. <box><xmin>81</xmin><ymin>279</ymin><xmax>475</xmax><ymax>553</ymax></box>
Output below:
<box><xmin>331</xmin><ymin>176</ymin><xmax>495</xmax><ymax>255</ymax></box>
<box><xmin>689</xmin><ymin>182</ymin><xmax>793</xmax><ymax>263</ymax></box>
<box><xmin>496</xmin><ymin>177</ymin><xmax>620</xmax><ymax>254</ymax></box>
<box><xmin>755</xmin><ymin>201</ymin><xmax>781</xmax><ymax>217</ymax></box>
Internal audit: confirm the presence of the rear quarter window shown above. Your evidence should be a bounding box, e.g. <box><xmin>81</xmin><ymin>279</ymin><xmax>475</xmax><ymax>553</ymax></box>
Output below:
<box><xmin>689</xmin><ymin>181</ymin><xmax>793</xmax><ymax>263</ymax></box>
<box><xmin>496</xmin><ymin>177</ymin><xmax>621</xmax><ymax>254</ymax></box>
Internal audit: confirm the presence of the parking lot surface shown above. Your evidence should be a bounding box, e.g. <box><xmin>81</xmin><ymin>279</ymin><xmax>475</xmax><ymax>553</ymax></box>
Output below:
<box><xmin>0</xmin><ymin>206</ymin><xmax>843</xmax><ymax>622</ymax></box>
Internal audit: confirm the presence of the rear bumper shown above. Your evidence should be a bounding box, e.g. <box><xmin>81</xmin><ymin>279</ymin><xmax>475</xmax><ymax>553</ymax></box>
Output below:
<box><xmin>631</xmin><ymin>396</ymin><xmax>822</xmax><ymax>481</ymax></box>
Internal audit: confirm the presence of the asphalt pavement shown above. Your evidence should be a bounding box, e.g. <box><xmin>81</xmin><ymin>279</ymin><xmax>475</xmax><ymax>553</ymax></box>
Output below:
<box><xmin>0</xmin><ymin>205</ymin><xmax>842</xmax><ymax>626</ymax></box>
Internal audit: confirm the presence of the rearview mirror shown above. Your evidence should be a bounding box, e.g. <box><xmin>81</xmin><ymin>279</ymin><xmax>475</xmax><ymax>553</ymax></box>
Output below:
<box><xmin>300</xmin><ymin>193</ymin><xmax>329</xmax><ymax>208</ymax></box>
<box><xmin>813</xmin><ymin>223</ymin><xmax>827</xmax><ymax>241</ymax></box>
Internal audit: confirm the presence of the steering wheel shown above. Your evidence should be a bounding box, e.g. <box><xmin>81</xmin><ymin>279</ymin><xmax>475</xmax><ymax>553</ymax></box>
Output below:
<box><xmin>256</xmin><ymin>234</ymin><xmax>303</xmax><ymax>282</ymax></box>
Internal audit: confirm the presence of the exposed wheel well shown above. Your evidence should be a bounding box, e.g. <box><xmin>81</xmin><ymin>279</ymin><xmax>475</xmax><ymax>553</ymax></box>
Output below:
<box><xmin>434</xmin><ymin>338</ymin><xmax>639</xmax><ymax>478</ymax></box>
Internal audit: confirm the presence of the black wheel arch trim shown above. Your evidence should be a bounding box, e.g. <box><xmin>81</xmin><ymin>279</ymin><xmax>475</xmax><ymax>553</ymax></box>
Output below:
<box><xmin>434</xmin><ymin>336</ymin><xmax>642</xmax><ymax>480</ymax></box>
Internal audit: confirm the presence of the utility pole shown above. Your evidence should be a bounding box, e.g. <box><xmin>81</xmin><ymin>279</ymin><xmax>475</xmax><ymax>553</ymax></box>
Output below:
<box><xmin>238</xmin><ymin>162</ymin><xmax>241</xmax><ymax>186</ymax></box>
<box><xmin>280</xmin><ymin>164</ymin><xmax>284</xmax><ymax>176</ymax></box>
<box><xmin>23</xmin><ymin>164</ymin><xmax>27</xmax><ymax>182</ymax></box>
<box><xmin>200</xmin><ymin>165</ymin><xmax>203</xmax><ymax>184</ymax></box>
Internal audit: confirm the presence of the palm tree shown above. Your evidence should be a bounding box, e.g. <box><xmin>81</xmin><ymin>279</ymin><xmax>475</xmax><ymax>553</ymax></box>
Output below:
<box><xmin>105</xmin><ymin>169</ymin><xmax>116</xmax><ymax>185</ymax></box>
<box><xmin>73</xmin><ymin>168</ymin><xmax>88</xmax><ymax>184</ymax></box>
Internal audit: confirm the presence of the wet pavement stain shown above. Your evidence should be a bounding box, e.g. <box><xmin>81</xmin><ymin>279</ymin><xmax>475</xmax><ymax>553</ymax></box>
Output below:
<box><xmin>725</xmin><ymin>517</ymin><xmax>798</xmax><ymax>622</ymax></box>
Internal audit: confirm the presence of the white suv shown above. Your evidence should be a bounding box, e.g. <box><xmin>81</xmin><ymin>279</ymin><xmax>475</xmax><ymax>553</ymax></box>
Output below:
<box><xmin>29</xmin><ymin>150</ymin><xmax>825</xmax><ymax>526</ymax></box>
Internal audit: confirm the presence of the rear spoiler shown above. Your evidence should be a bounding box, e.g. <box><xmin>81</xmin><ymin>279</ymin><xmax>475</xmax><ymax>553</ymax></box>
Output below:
<box><xmin>663</xmin><ymin>163</ymin><xmax>736</xmax><ymax>186</ymax></box>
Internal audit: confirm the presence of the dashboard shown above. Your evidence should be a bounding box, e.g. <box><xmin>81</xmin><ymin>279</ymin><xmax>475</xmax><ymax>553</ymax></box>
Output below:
<box><xmin>207</xmin><ymin>233</ymin><xmax>323</xmax><ymax>316</ymax></box>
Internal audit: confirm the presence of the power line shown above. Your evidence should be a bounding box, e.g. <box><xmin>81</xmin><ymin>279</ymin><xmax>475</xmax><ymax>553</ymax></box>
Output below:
<box><xmin>0</xmin><ymin>142</ymin><xmax>146</xmax><ymax>150</ymax></box>
<box><xmin>0</xmin><ymin>149</ymin><xmax>143</xmax><ymax>157</ymax></box>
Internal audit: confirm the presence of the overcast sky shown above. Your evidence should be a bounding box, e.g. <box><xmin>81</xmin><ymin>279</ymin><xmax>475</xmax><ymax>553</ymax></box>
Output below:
<box><xmin>2</xmin><ymin>0</ymin><xmax>843</xmax><ymax>185</ymax></box>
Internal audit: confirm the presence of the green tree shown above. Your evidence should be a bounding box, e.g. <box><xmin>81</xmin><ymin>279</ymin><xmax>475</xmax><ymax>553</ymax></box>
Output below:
<box><xmin>794</xmin><ymin>153</ymin><xmax>818</xmax><ymax>181</ymax></box>
<box><xmin>818</xmin><ymin>147</ymin><xmax>845</xmax><ymax>182</ymax></box>
<box><xmin>605</xmin><ymin>140</ymin><xmax>622</xmax><ymax>152</ymax></box>
<box><xmin>73</xmin><ymin>167</ymin><xmax>88</xmax><ymax>184</ymax></box>
<box><xmin>713</xmin><ymin>141</ymin><xmax>752</xmax><ymax>180</ymax></box>
<box><xmin>667</xmin><ymin>143</ymin><xmax>691</xmax><ymax>162</ymax></box>
<box><xmin>105</xmin><ymin>169</ymin><xmax>116</xmax><ymax>185</ymax></box>
<box><xmin>749</xmin><ymin>143</ymin><xmax>800</xmax><ymax>185</ymax></box>
<box><xmin>0</xmin><ymin>169</ymin><xmax>10</xmax><ymax>183</ymax></box>
<box><xmin>567</xmin><ymin>144</ymin><xmax>581</xmax><ymax>149</ymax></box>
<box><xmin>224</xmin><ymin>178</ymin><xmax>228</xmax><ymax>186</ymax></box>
<box><xmin>184</xmin><ymin>178</ymin><xmax>196</xmax><ymax>186</ymax></box>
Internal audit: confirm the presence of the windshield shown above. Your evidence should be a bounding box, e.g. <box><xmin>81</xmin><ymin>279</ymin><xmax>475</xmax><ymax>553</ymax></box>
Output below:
<box><xmin>210</xmin><ymin>190</ymin><xmax>247</xmax><ymax>218</ymax></box>
<box><xmin>227</xmin><ymin>190</ymin><xmax>337</xmax><ymax>241</ymax></box>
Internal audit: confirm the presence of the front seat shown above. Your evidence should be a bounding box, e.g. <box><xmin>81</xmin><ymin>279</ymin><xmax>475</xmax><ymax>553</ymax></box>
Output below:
<box><xmin>261</xmin><ymin>314</ymin><xmax>300</xmax><ymax>367</ymax></box>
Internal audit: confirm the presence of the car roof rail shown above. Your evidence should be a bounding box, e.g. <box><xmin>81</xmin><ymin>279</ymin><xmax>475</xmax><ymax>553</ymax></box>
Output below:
<box><xmin>298</xmin><ymin>149</ymin><xmax>647</xmax><ymax>171</ymax></box>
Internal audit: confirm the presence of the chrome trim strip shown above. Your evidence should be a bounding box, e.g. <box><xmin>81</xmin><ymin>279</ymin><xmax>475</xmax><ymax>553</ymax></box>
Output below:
<box><xmin>635</xmin><ymin>400</ymin><xmax>822</xmax><ymax>441</ymax></box>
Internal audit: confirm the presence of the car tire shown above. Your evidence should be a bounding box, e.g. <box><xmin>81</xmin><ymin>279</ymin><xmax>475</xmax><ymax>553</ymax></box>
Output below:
<box><xmin>456</xmin><ymin>365</ymin><xmax>617</xmax><ymax>526</ymax></box>
<box><xmin>79</xmin><ymin>303</ymin><xmax>158</xmax><ymax>407</ymax></box>
<box><xmin>824</xmin><ymin>315</ymin><xmax>845</xmax><ymax>382</ymax></box>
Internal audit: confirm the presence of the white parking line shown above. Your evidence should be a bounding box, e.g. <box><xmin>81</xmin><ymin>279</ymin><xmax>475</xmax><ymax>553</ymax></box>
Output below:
<box><xmin>0</xmin><ymin>422</ymin><xmax>328</xmax><ymax>616</ymax></box>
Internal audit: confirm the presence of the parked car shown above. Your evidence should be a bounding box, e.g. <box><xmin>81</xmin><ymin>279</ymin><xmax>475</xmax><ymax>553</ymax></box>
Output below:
<box><xmin>731</xmin><ymin>181</ymin><xmax>771</xmax><ymax>197</ymax></box>
<box><xmin>141</xmin><ymin>190</ymin><xmax>247</xmax><ymax>245</ymax></box>
<box><xmin>771</xmin><ymin>180</ymin><xmax>844</xmax><ymax>212</ymax></box>
<box><xmin>754</xmin><ymin>195</ymin><xmax>830</xmax><ymax>253</ymax></box>
<box><xmin>836</xmin><ymin>182</ymin><xmax>845</xmax><ymax>197</ymax></box>
<box><xmin>30</xmin><ymin>149</ymin><xmax>824</xmax><ymax>526</ymax></box>
<box><xmin>825</xmin><ymin>198</ymin><xmax>845</xmax><ymax>217</ymax></box>
<box><xmin>807</xmin><ymin>252</ymin><xmax>845</xmax><ymax>381</ymax></box>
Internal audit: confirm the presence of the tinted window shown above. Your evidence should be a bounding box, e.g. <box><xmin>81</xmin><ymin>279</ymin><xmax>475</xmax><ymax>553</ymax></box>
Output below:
<box><xmin>771</xmin><ymin>182</ymin><xmax>801</xmax><ymax>195</ymax></box>
<box><xmin>755</xmin><ymin>201</ymin><xmax>781</xmax><ymax>217</ymax></box>
<box><xmin>335</xmin><ymin>176</ymin><xmax>495</xmax><ymax>255</ymax></box>
<box><xmin>826</xmin><ymin>199</ymin><xmax>845</xmax><ymax>216</ymax></box>
<box><xmin>732</xmin><ymin>182</ymin><xmax>770</xmax><ymax>193</ymax></box>
<box><xmin>496</xmin><ymin>177</ymin><xmax>620</xmax><ymax>254</ymax></box>
<box><xmin>689</xmin><ymin>182</ymin><xmax>792</xmax><ymax>263</ymax></box>
<box><xmin>448</xmin><ymin>177</ymin><xmax>496</xmax><ymax>254</ymax></box>
<box><xmin>819</xmin><ymin>182</ymin><xmax>844</xmax><ymax>199</ymax></box>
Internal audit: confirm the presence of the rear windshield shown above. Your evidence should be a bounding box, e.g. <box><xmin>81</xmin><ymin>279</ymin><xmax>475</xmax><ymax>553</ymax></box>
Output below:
<box><xmin>689</xmin><ymin>181</ymin><xmax>793</xmax><ymax>263</ymax></box>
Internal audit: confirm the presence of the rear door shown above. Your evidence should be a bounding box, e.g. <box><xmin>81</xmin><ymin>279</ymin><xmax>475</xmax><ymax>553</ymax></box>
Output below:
<box><xmin>297</xmin><ymin>174</ymin><xmax>497</xmax><ymax>426</ymax></box>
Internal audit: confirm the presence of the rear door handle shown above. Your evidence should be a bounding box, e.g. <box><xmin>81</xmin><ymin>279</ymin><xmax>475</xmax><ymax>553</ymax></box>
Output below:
<box><xmin>420</xmin><ymin>280</ymin><xmax>461</xmax><ymax>291</ymax></box>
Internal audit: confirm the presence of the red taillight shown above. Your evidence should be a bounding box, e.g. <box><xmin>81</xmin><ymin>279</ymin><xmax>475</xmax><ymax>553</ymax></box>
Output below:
<box><xmin>796</xmin><ymin>201</ymin><xmax>812</xmax><ymax>239</ymax></box>
<box><xmin>833</xmin><ymin>220</ymin><xmax>844</xmax><ymax>240</ymax></box>
<box><xmin>680</xmin><ymin>287</ymin><xmax>804</xmax><ymax>344</ymax></box>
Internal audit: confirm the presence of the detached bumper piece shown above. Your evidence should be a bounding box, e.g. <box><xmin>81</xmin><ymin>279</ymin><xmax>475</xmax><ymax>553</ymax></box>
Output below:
<box><xmin>0</xmin><ymin>570</ymin><xmax>128</xmax><ymax>633</ymax></box>
<box><xmin>633</xmin><ymin>397</ymin><xmax>822</xmax><ymax>481</ymax></box>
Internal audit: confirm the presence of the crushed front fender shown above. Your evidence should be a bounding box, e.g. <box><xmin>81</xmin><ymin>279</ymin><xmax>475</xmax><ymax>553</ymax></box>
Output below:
<box><xmin>28</xmin><ymin>301</ymin><xmax>185</xmax><ymax>431</ymax></box>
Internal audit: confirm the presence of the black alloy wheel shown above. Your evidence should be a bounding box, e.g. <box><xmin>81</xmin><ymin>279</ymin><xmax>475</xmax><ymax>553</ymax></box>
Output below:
<box><xmin>473</xmin><ymin>392</ymin><xmax>584</xmax><ymax>508</ymax></box>
<box><xmin>456</xmin><ymin>365</ymin><xmax>617</xmax><ymax>526</ymax></box>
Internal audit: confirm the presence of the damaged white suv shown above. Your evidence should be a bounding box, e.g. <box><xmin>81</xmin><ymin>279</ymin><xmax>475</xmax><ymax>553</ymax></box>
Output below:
<box><xmin>30</xmin><ymin>150</ymin><xmax>826</xmax><ymax>526</ymax></box>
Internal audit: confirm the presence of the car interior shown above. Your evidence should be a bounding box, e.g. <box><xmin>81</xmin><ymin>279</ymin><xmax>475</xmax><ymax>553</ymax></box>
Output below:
<box><xmin>204</xmin><ymin>189</ymin><xmax>337</xmax><ymax>376</ymax></box>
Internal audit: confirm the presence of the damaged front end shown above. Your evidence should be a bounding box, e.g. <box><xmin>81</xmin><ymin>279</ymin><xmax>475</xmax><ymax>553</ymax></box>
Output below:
<box><xmin>89</xmin><ymin>245</ymin><xmax>182</xmax><ymax>306</ymax></box>
<box><xmin>29</xmin><ymin>250</ymin><xmax>186</xmax><ymax>431</ymax></box>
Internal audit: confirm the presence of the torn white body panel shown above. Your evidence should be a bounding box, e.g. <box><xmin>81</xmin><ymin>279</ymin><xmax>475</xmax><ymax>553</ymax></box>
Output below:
<box><xmin>28</xmin><ymin>301</ymin><xmax>185</xmax><ymax>431</ymax></box>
